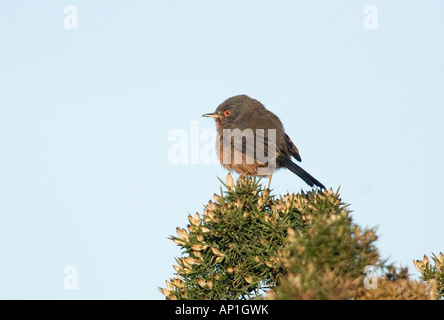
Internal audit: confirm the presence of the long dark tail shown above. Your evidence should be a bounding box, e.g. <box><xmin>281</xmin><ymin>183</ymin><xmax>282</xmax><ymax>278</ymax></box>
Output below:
<box><xmin>280</xmin><ymin>158</ymin><xmax>326</xmax><ymax>189</ymax></box>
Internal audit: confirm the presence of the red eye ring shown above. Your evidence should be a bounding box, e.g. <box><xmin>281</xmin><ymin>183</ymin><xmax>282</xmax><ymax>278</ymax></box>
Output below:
<box><xmin>224</xmin><ymin>110</ymin><xmax>231</xmax><ymax>117</ymax></box>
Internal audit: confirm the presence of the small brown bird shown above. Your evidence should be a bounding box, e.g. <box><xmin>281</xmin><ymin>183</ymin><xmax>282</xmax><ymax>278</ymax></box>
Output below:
<box><xmin>203</xmin><ymin>95</ymin><xmax>325</xmax><ymax>190</ymax></box>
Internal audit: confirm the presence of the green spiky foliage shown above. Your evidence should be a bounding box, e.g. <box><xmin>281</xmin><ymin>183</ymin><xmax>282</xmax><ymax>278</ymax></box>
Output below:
<box><xmin>413</xmin><ymin>252</ymin><xmax>444</xmax><ymax>299</ymax></box>
<box><xmin>161</xmin><ymin>175</ymin><xmax>439</xmax><ymax>300</ymax></box>
<box><xmin>161</xmin><ymin>174</ymin><xmax>347</xmax><ymax>300</ymax></box>
<box><xmin>274</xmin><ymin>210</ymin><xmax>380</xmax><ymax>300</ymax></box>
<box><xmin>269</xmin><ymin>201</ymin><xmax>437</xmax><ymax>300</ymax></box>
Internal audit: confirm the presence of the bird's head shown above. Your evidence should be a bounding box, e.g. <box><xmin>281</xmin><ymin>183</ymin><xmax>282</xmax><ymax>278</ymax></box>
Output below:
<box><xmin>202</xmin><ymin>95</ymin><xmax>259</xmax><ymax>129</ymax></box>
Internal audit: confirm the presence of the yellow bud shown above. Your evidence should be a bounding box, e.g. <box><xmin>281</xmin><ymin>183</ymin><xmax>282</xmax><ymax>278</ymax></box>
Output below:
<box><xmin>211</xmin><ymin>247</ymin><xmax>225</xmax><ymax>257</ymax></box>
<box><xmin>191</xmin><ymin>244</ymin><xmax>207</xmax><ymax>251</ymax></box>
<box><xmin>173</xmin><ymin>265</ymin><xmax>182</xmax><ymax>273</ymax></box>
<box><xmin>207</xmin><ymin>279</ymin><xmax>213</xmax><ymax>289</ymax></box>
<box><xmin>264</xmin><ymin>260</ymin><xmax>273</xmax><ymax>268</ymax></box>
<box><xmin>197</xmin><ymin>278</ymin><xmax>206</xmax><ymax>288</ymax></box>
<box><xmin>257</xmin><ymin>197</ymin><xmax>264</xmax><ymax>207</ymax></box>
<box><xmin>225</xmin><ymin>266</ymin><xmax>234</xmax><ymax>274</ymax></box>
<box><xmin>273</xmin><ymin>209</ymin><xmax>279</xmax><ymax>220</ymax></box>
<box><xmin>423</xmin><ymin>254</ymin><xmax>430</xmax><ymax>266</ymax></box>
<box><xmin>194</xmin><ymin>212</ymin><xmax>201</xmax><ymax>225</ymax></box>
<box><xmin>226</xmin><ymin>173</ymin><xmax>234</xmax><ymax>189</ymax></box>
<box><xmin>183</xmin><ymin>257</ymin><xmax>197</xmax><ymax>265</ymax></box>
<box><xmin>172</xmin><ymin>277</ymin><xmax>185</xmax><ymax>291</ymax></box>
<box><xmin>236</xmin><ymin>197</ymin><xmax>243</xmax><ymax>208</ymax></box>
<box><xmin>207</xmin><ymin>211</ymin><xmax>219</xmax><ymax>222</ymax></box>
<box><xmin>285</xmin><ymin>197</ymin><xmax>291</xmax><ymax>210</ymax></box>
<box><xmin>438</xmin><ymin>252</ymin><xmax>444</xmax><ymax>263</ymax></box>
<box><xmin>244</xmin><ymin>275</ymin><xmax>253</xmax><ymax>284</ymax></box>
<box><xmin>193</xmin><ymin>251</ymin><xmax>202</xmax><ymax>260</ymax></box>
<box><xmin>200</xmin><ymin>226</ymin><xmax>210</xmax><ymax>233</ymax></box>
<box><xmin>166</xmin><ymin>280</ymin><xmax>173</xmax><ymax>291</ymax></box>
<box><xmin>176</xmin><ymin>227</ymin><xmax>189</xmax><ymax>242</ymax></box>
<box><xmin>189</xmin><ymin>213</ymin><xmax>200</xmax><ymax>226</ymax></box>
<box><xmin>413</xmin><ymin>259</ymin><xmax>425</xmax><ymax>272</ymax></box>
<box><xmin>257</xmin><ymin>198</ymin><xmax>264</xmax><ymax>210</ymax></box>
<box><xmin>295</xmin><ymin>202</ymin><xmax>302</xmax><ymax>210</ymax></box>
<box><xmin>179</xmin><ymin>258</ymin><xmax>190</xmax><ymax>268</ymax></box>
<box><xmin>160</xmin><ymin>287</ymin><xmax>171</xmax><ymax>298</ymax></box>
<box><xmin>213</xmin><ymin>193</ymin><xmax>221</xmax><ymax>203</ymax></box>
<box><xmin>303</xmin><ymin>214</ymin><xmax>313</xmax><ymax>224</ymax></box>
<box><xmin>207</xmin><ymin>200</ymin><xmax>217</xmax><ymax>211</ymax></box>
<box><xmin>196</xmin><ymin>233</ymin><xmax>204</xmax><ymax>242</ymax></box>
<box><xmin>436</xmin><ymin>260</ymin><xmax>442</xmax><ymax>271</ymax></box>
<box><xmin>173</xmin><ymin>238</ymin><xmax>185</xmax><ymax>246</ymax></box>
<box><xmin>287</xmin><ymin>227</ymin><xmax>296</xmax><ymax>243</ymax></box>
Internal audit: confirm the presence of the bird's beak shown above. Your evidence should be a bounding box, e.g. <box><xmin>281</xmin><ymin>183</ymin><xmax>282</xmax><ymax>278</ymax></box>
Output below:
<box><xmin>202</xmin><ymin>112</ymin><xmax>223</xmax><ymax>118</ymax></box>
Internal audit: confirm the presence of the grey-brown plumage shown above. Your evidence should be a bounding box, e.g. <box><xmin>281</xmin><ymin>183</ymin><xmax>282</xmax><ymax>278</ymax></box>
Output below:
<box><xmin>203</xmin><ymin>95</ymin><xmax>325</xmax><ymax>189</ymax></box>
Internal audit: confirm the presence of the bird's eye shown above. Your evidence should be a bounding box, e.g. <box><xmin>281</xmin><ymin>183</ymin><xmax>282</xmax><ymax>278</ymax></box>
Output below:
<box><xmin>224</xmin><ymin>110</ymin><xmax>231</xmax><ymax>117</ymax></box>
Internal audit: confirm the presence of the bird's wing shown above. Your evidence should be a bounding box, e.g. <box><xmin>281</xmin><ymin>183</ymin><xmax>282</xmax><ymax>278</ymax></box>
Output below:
<box><xmin>284</xmin><ymin>134</ymin><xmax>302</xmax><ymax>162</ymax></box>
<box><xmin>220</xmin><ymin>126</ymin><xmax>277</xmax><ymax>165</ymax></box>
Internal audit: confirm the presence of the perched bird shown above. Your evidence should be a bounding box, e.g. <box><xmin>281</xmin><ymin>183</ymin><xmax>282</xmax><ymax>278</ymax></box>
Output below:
<box><xmin>203</xmin><ymin>95</ymin><xmax>325</xmax><ymax>190</ymax></box>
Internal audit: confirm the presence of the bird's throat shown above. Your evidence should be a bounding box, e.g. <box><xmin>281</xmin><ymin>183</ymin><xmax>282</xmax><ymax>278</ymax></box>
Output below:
<box><xmin>215</xmin><ymin>118</ymin><xmax>223</xmax><ymax>130</ymax></box>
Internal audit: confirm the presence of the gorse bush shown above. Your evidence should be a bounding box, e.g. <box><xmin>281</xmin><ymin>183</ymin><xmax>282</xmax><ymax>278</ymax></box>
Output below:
<box><xmin>161</xmin><ymin>174</ymin><xmax>440</xmax><ymax>300</ymax></box>
<box><xmin>413</xmin><ymin>253</ymin><xmax>444</xmax><ymax>299</ymax></box>
<box><xmin>274</xmin><ymin>214</ymin><xmax>436</xmax><ymax>300</ymax></box>
<box><xmin>274</xmin><ymin>210</ymin><xmax>379</xmax><ymax>299</ymax></box>
<box><xmin>161</xmin><ymin>173</ymin><xmax>323</xmax><ymax>300</ymax></box>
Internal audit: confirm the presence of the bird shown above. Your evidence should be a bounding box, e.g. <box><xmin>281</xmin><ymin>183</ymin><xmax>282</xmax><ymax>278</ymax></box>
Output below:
<box><xmin>202</xmin><ymin>94</ymin><xmax>325</xmax><ymax>190</ymax></box>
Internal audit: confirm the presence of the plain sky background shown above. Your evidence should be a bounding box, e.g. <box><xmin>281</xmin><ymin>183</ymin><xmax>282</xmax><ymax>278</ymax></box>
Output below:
<box><xmin>0</xmin><ymin>1</ymin><xmax>443</xmax><ymax>299</ymax></box>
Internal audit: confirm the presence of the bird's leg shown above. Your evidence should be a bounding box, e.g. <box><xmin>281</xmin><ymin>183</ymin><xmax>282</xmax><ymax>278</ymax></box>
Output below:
<box><xmin>267</xmin><ymin>174</ymin><xmax>273</xmax><ymax>190</ymax></box>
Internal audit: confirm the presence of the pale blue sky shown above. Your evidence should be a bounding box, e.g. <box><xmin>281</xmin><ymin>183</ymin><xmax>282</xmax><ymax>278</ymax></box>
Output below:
<box><xmin>0</xmin><ymin>1</ymin><xmax>443</xmax><ymax>299</ymax></box>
